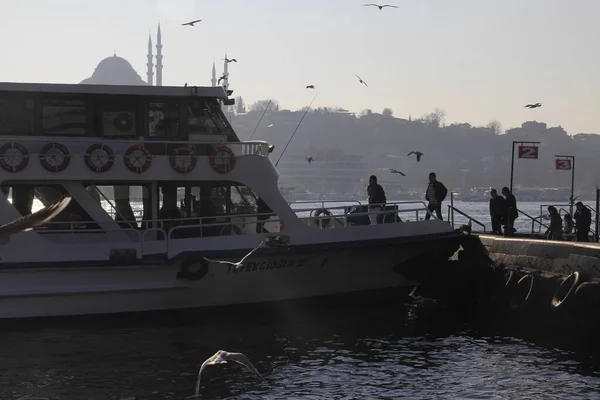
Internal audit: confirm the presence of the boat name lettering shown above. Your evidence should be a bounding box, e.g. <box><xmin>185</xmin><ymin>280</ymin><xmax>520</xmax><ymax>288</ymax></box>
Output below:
<box><xmin>228</xmin><ymin>259</ymin><xmax>306</xmax><ymax>274</ymax></box>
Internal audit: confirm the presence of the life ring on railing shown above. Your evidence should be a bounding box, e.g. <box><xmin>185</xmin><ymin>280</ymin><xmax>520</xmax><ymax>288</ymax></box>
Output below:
<box><xmin>312</xmin><ymin>208</ymin><xmax>332</xmax><ymax>228</ymax></box>
<box><xmin>208</xmin><ymin>145</ymin><xmax>236</xmax><ymax>174</ymax></box>
<box><xmin>169</xmin><ymin>146</ymin><xmax>197</xmax><ymax>173</ymax></box>
<box><xmin>84</xmin><ymin>143</ymin><xmax>115</xmax><ymax>173</ymax></box>
<box><xmin>176</xmin><ymin>255</ymin><xmax>209</xmax><ymax>281</ymax></box>
<box><xmin>0</xmin><ymin>142</ymin><xmax>29</xmax><ymax>173</ymax></box>
<box><xmin>551</xmin><ymin>271</ymin><xmax>581</xmax><ymax>308</ymax></box>
<box><xmin>124</xmin><ymin>144</ymin><xmax>152</xmax><ymax>173</ymax></box>
<box><xmin>39</xmin><ymin>142</ymin><xmax>71</xmax><ymax>172</ymax></box>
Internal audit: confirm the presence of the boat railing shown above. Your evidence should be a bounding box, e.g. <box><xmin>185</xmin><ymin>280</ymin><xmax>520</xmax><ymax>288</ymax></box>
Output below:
<box><xmin>288</xmin><ymin>200</ymin><xmax>363</xmax><ymax>209</ymax></box>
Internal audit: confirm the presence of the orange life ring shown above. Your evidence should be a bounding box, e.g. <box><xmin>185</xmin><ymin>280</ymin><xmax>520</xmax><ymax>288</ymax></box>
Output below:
<box><xmin>39</xmin><ymin>142</ymin><xmax>71</xmax><ymax>172</ymax></box>
<box><xmin>0</xmin><ymin>142</ymin><xmax>29</xmax><ymax>173</ymax></box>
<box><xmin>208</xmin><ymin>145</ymin><xmax>236</xmax><ymax>174</ymax></box>
<box><xmin>170</xmin><ymin>146</ymin><xmax>197</xmax><ymax>173</ymax></box>
<box><xmin>84</xmin><ymin>143</ymin><xmax>115</xmax><ymax>173</ymax></box>
<box><xmin>124</xmin><ymin>144</ymin><xmax>152</xmax><ymax>173</ymax></box>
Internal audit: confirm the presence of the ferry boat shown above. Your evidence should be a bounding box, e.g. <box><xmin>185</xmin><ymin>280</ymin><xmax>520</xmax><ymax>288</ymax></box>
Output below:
<box><xmin>0</xmin><ymin>82</ymin><xmax>461</xmax><ymax>320</ymax></box>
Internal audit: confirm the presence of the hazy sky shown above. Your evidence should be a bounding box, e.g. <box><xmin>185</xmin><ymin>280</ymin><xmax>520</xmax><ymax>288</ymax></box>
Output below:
<box><xmin>1</xmin><ymin>0</ymin><xmax>598</xmax><ymax>134</ymax></box>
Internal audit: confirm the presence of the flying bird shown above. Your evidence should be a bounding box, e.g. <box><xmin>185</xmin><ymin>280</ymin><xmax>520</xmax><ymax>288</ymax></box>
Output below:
<box><xmin>194</xmin><ymin>350</ymin><xmax>266</xmax><ymax>395</ymax></box>
<box><xmin>355</xmin><ymin>74</ymin><xmax>368</xmax><ymax>87</ymax></box>
<box><xmin>0</xmin><ymin>196</ymin><xmax>72</xmax><ymax>238</ymax></box>
<box><xmin>306</xmin><ymin>157</ymin><xmax>315</xmax><ymax>163</ymax></box>
<box><xmin>363</xmin><ymin>3</ymin><xmax>399</xmax><ymax>10</ymax></box>
<box><xmin>182</xmin><ymin>19</ymin><xmax>202</xmax><ymax>26</ymax></box>
<box><xmin>525</xmin><ymin>103</ymin><xmax>542</xmax><ymax>109</ymax></box>
<box><xmin>224</xmin><ymin>58</ymin><xmax>237</xmax><ymax>63</ymax></box>
<box><xmin>306</xmin><ymin>85</ymin><xmax>315</xmax><ymax>89</ymax></box>
<box><xmin>389</xmin><ymin>168</ymin><xmax>406</xmax><ymax>176</ymax></box>
<box><xmin>267</xmin><ymin>123</ymin><xmax>274</xmax><ymax>128</ymax></box>
<box><xmin>407</xmin><ymin>151</ymin><xmax>424</xmax><ymax>162</ymax></box>
<box><xmin>218</xmin><ymin>74</ymin><xmax>229</xmax><ymax>84</ymax></box>
<box><xmin>204</xmin><ymin>240</ymin><xmax>265</xmax><ymax>271</ymax></box>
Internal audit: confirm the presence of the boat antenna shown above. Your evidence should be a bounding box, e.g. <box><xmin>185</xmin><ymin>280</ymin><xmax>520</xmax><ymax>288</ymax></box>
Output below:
<box><xmin>275</xmin><ymin>93</ymin><xmax>318</xmax><ymax>168</ymax></box>
<box><xmin>248</xmin><ymin>100</ymin><xmax>272</xmax><ymax>141</ymax></box>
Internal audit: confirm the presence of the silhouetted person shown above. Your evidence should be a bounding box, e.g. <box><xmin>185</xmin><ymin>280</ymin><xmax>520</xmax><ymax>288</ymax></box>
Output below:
<box><xmin>367</xmin><ymin>175</ymin><xmax>386</xmax><ymax>224</ymax></box>
<box><xmin>424</xmin><ymin>172</ymin><xmax>447</xmax><ymax>220</ymax></box>
<box><xmin>574</xmin><ymin>201</ymin><xmax>591</xmax><ymax>242</ymax></box>
<box><xmin>489</xmin><ymin>189</ymin><xmax>506</xmax><ymax>235</ymax></box>
<box><xmin>563</xmin><ymin>213</ymin><xmax>575</xmax><ymax>241</ymax></box>
<box><xmin>256</xmin><ymin>196</ymin><xmax>272</xmax><ymax>233</ymax></box>
<box><xmin>545</xmin><ymin>206</ymin><xmax>563</xmax><ymax>240</ymax></box>
<box><xmin>501</xmin><ymin>187</ymin><xmax>518</xmax><ymax>236</ymax></box>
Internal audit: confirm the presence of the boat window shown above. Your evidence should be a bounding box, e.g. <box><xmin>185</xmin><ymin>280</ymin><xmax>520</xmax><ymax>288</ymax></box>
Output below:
<box><xmin>0</xmin><ymin>96</ymin><xmax>35</xmax><ymax>135</ymax></box>
<box><xmin>205</xmin><ymin>99</ymin><xmax>234</xmax><ymax>135</ymax></box>
<box><xmin>42</xmin><ymin>98</ymin><xmax>88</xmax><ymax>135</ymax></box>
<box><xmin>101</xmin><ymin>110</ymin><xmax>137</xmax><ymax>137</ymax></box>
<box><xmin>188</xmin><ymin>99</ymin><xmax>222</xmax><ymax>135</ymax></box>
<box><xmin>148</xmin><ymin>102</ymin><xmax>179</xmax><ymax>138</ymax></box>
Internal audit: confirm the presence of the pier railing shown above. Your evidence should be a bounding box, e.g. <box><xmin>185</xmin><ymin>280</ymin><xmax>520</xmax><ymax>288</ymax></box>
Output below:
<box><xmin>539</xmin><ymin>203</ymin><xmax>598</xmax><ymax>240</ymax></box>
<box><xmin>447</xmin><ymin>205</ymin><xmax>487</xmax><ymax>232</ymax></box>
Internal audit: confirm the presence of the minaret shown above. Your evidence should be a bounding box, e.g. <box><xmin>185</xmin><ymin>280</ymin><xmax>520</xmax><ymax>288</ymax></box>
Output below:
<box><xmin>155</xmin><ymin>23</ymin><xmax>163</xmax><ymax>86</ymax></box>
<box><xmin>222</xmin><ymin>52</ymin><xmax>229</xmax><ymax>92</ymax></box>
<box><xmin>211</xmin><ymin>61</ymin><xmax>217</xmax><ymax>87</ymax></box>
<box><xmin>146</xmin><ymin>34</ymin><xmax>154</xmax><ymax>86</ymax></box>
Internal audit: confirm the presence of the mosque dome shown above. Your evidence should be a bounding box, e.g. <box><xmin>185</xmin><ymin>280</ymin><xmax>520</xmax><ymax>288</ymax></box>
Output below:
<box><xmin>80</xmin><ymin>54</ymin><xmax>148</xmax><ymax>86</ymax></box>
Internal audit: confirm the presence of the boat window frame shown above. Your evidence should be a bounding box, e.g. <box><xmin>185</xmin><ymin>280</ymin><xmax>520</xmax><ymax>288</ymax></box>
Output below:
<box><xmin>40</xmin><ymin>94</ymin><xmax>91</xmax><ymax>136</ymax></box>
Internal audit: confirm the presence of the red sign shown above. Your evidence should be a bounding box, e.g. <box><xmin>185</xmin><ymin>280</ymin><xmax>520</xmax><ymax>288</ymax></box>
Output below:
<box><xmin>518</xmin><ymin>145</ymin><xmax>539</xmax><ymax>159</ymax></box>
<box><xmin>555</xmin><ymin>159</ymin><xmax>572</xmax><ymax>170</ymax></box>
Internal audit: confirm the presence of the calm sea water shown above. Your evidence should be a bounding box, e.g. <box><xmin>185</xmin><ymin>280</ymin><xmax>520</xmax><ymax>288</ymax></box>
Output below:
<box><xmin>3</xmin><ymin>200</ymin><xmax>599</xmax><ymax>399</ymax></box>
<box><xmin>1</xmin><ymin>298</ymin><xmax>599</xmax><ymax>400</ymax></box>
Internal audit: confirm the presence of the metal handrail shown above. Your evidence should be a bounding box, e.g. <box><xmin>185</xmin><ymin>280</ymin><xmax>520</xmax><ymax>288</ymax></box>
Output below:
<box><xmin>518</xmin><ymin>208</ymin><xmax>549</xmax><ymax>234</ymax></box>
<box><xmin>447</xmin><ymin>205</ymin><xmax>486</xmax><ymax>232</ymax></box>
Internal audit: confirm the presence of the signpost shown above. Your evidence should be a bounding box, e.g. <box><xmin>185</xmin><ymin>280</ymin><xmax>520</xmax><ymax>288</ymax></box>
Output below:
<box><xmin>555</xmin><ymin>155</ymin><xmax>575</xmax><ymax>215</ymax></box>
<box><xmin>510</xmin><ymin>141</ymin><xmax>540</xmax><ymax>193</ymax></box>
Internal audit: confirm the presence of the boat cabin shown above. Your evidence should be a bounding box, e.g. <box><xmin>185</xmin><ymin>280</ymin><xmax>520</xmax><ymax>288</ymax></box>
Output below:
<box><xmin>0</xmin><ymin>82</ymin><xmax>286</xmax><ymax>244</ymax></box>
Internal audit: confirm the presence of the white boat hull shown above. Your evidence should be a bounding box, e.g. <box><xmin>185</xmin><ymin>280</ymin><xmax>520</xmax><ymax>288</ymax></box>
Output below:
<box><xmin>0</xmin><ymin>234</ymin><xmax>459</xmax><ymax>319</ymax></box>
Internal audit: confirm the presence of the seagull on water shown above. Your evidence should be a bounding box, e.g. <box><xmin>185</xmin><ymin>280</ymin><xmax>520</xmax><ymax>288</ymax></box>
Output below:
<box><xmin>306</xmin><ymin>156</ymin><xmax>315</xmax><ymax>163</ymax></box>
<box><xmin>306</xmin><ymin>85</ymin><xmax>315</xmax><ymax>89</ymax></box>
<box><xmin>355</xmin><ymin>74</ymin><xmax>368</xmax><ymax>87</ymax></box>
<box><xmin>407</xmin><ymin>151</ymin><xmax>424</xmax><ymax>162</ymax></box>
<box><xmin>524</xmin><ymin>103</ymin><xmax>542</xmax><ymax>109</ymax></box>
<box><xmin>203</xmin><ymin>240</ymin><xmax>265</xmax><ymax>271</ymax></box>
<box><xmin>194</xmin><ymin>350</ymin><xmax>266</xmax><ymax>395</ymax></box>
<box><xmin>182</xmin><ymin>19</ymin><xmax>202</xmax><ymax>26</ymax></box>
<box><xmin>363</xmin><ymin>3</ymin><xmax>399</xmax><ymax>10</ymax></box>
<box><xmin>0</xmin><ymin>196</ymin><xmax>72</xmax><ymax>238</ymax></box>
<box><xmin>390</xmin><ymin>168</ymin><xmax>406</xmax><ymax>176</ymax></box>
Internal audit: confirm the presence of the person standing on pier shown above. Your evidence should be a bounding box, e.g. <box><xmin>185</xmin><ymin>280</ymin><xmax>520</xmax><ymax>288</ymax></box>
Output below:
<box><xmin>545</xmin><ymin>206</ymin><xmax>563</xmax><ymax>240</ymax></box>
<box><xmin>489</xmin><ymin>189</ymin><xmax>506</xmax><ymax>235</ymax></box>
<box><xmin>574</xmin><ymin>201</ymin><xmax>592</xmax><ymax>242</ymax></box>
<box><xmin>367</xmin><ymin>175</ymin><xmax>387</xmax><ymax>224</ymax></box>
<box><xmin>501</xmin><ymin>187</ymin><xmax>518</xmax><ymax>236</ymax></box>
<box><xmin>424</xmin><ymin>172</ymin><xmax>448</xmax><ymax>220</ymax></box>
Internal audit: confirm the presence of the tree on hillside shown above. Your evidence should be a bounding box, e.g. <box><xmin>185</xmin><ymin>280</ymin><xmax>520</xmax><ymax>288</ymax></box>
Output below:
<box><xmin>486</xmin><ymin>120</ymin><xmax>503</xmax><ymax>135</ymax></box>
<box><xmin>235</xmin><ymin>96</ymin><xmax>246</xmax><ymax>114</ymax></box>
<box><xmin>359</xmin><ymin>108</ymin><xmax>373</xmax><ymax>117</ymax></box>
<box><xmin>382</xmin><ymin>108</ymin><xmax>394</xmax><ymax>117</ymax></box>
<box><xmin>249</xmin><ymin>99</ymin><xmax>280</xmax><ymax>112</ymax></box>
<box><xmin>423</xmin><ymin>107</ymin><xmax>446</xmax><ymax>127</ymax></box>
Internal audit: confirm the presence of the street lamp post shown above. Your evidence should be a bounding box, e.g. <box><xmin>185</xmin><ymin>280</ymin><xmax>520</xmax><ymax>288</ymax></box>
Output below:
<box><xmin>555</xmin><ymin>155</ymin><xmax>575</xmax><ymax>215</ymax></box>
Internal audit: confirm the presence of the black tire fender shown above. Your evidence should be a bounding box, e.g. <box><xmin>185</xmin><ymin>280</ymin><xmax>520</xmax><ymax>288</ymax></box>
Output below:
<box><xmin>176</xmin><ymin>255</ymin><xmax>209</xmax><ymax>281</ymax></box>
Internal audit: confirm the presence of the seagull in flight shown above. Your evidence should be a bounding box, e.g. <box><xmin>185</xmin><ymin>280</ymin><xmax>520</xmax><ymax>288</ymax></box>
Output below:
<box><xmin>407</xmin><ymin>151</ymin><xmax>424</xmax><ymax>162</ymax></box>
<box><xmin>524</xmin><ymin>103</ymin><xmax>542</xmax><ymax>109</ymax></box>
<box><xmin>389</xmin><ymin>168</ymin><xmax>406</xmax><ymax>176</ymax></box>
<box><xmin>182</xmin><ymin>19</ymin><xmax>202</xmax><ymax>26</ymax></box>
<box><xmin>204</xmin><ymin>240</ymin><xmax>264</xmax><ymax>271</ymax></box>
<box><xmin>218</xmin><ymin>73</ymin><xmax>229</xmax><ymax>84</ymax></box>
<box><xmin>194</xmin><ymin>350</ymin><xmax>266</xmax><ymax>395</ymax></box>
<box><xmin>363</xmin><ymin>3</ymin><xmax>399</xmax><ymax>10</ymax></box>
<box><xmin>0</xmin><ymin>196</ymin><xmax>72</xmax><ymax>238</ymax></box>
<box><xmin>267</xmin><ymin>123</ymin><xmax>274</xmax><ymax>128</ymax></box>
<box><xmin>355</xmin><ymin>74</ymin><xmax>368</xmax><ymax>87</ymax></box>
<box><xmin>306</xmin><ymin>156</ymin><xmax>315</xmax><ymax>163</ymax></box>
<box><xmin>306</xmin><ymin>85</ymin><xmax>315</xmax><ymax>89</ymax></box>
<box><xmin>224</xmin><ymin>58</ymin><xmax>237</xmax><ymax>63</ymax></box>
